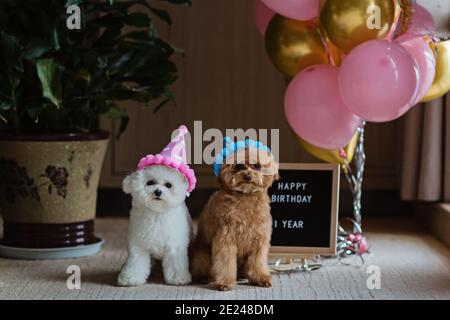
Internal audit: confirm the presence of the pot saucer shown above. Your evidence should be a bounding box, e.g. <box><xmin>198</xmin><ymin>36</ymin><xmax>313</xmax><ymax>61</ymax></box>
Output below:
<box><xmin>0</xmin><ymin>238</ymin><xmax>104</xmax><ymax>260</ymax></box>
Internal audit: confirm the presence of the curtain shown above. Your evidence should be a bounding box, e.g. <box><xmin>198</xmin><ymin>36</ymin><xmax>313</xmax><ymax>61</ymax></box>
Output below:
<box><xmin>401</xmin><ymin>94</ymin><xmax>450</xmax><ymax>202</ymax></box>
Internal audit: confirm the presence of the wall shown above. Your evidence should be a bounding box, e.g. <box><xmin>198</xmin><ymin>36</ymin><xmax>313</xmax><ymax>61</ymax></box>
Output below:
<box><xmin>100</xmin><ymin>0</ymin><xmax>402</xmax><ymax>191</ymax></box>
<box><xmin>417</xmin><ymin>0</ymin><xmax>450</xmax><ymax>38</ymax></box>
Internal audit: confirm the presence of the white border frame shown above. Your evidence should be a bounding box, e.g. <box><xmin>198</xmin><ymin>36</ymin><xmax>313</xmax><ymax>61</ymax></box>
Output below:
<box><xmin>269</xmin><ymin>163</ymin><xmax>340</xmax><ymax>257</ymax></box>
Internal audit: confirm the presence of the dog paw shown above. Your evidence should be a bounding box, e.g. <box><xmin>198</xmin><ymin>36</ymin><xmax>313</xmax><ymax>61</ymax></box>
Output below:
<box><xmin>214</xmin><ymin>281</ymin><xmax>236</xmax><ymax>291</ymax></box>
<box><xmin>165</xmin><ymin>273</ymin><xmax>192</xmax><ymax>286</ymax></box>
<box><xmin>249</xmin><ymin>274</ymin><xmax>272</xmax><ymax>288</ymax></box>
<box><xmin>117</xmin><ymin>272</ymin><xmax>148</xmax><ymax>287</ymax></box>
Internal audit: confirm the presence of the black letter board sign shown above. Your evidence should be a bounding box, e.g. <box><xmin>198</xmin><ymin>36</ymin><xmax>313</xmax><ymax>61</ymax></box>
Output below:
<box><xmin>269</xmin><ymin>163</ymin><xmax>339</xmax><ymax>256</ymax></box>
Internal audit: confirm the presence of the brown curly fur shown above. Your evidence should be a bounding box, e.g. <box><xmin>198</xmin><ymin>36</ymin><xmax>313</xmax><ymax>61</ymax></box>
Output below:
<box><xmin>190</xmin><ymin>147</ymin><xmax>279</xmax><ymax>291</ymax></box>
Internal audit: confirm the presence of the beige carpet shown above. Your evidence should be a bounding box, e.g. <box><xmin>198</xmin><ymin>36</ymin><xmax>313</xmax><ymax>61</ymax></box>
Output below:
<box><xmin>0</xmin><ymin>218</ymin><xmax>449</xmax><ymax>300</ymax></box>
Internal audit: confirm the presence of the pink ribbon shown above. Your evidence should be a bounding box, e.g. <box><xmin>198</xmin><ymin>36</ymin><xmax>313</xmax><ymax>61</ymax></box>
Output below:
<box><xmin>346</xmin><ymin>233</ymin><xmax>369</xmax><ymax>255</ymax></box>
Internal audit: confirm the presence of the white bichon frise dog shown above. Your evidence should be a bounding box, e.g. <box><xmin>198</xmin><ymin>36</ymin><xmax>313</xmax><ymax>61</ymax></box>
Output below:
<box><xmin>117</xmin><ymin>126</ymin><xmax>197</xmax><ymax>287</ymax></box>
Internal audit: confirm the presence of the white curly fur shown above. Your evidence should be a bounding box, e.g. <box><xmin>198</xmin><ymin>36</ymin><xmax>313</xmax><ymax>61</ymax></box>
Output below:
<box><xmin>117</xmin><ymin>165</ymin><xmax>192</xmax><ymax>286</ymax></box>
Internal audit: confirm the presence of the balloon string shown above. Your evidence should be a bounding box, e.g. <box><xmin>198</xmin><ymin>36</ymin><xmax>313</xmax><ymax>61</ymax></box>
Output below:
<box><xmin>316</xmin><ymin>26</ymin><xmax>337</xmax><ymax>67</ymax></box>
<box><xmin>388</xmin><ymin>0</ymin><xmax>415</xmax><ymax>41</ymax></box>
<box><xmin>386</xmin><ymin>0</ymin><xmax>403</xmax><ymax>41</ymax></box>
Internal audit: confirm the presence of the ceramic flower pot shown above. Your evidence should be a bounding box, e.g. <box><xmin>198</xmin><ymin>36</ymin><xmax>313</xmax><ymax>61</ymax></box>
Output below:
<box><xmin>0</xmin><ymin>132</ymin><xmax>109</xmax><ymax>258</ymax></box>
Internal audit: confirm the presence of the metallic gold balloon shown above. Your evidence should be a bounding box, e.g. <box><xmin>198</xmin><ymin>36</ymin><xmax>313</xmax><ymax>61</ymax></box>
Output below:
<box><xmin>320</xmin><ymin>0</ymin><xmax>396</xmax><ymax>53</ymax></box>
<box><xmin>297</xmin><ymin>132</ymin><xmax>359</xmax><ymax>165</ymax></box>
<box><xmin>265</xmin><ymin>15</ymin><xmax>333</xmax><ymax>78</ymax></box>
<box><xmin>421</xmin><ymin>40</ymin><xmax>450</xmax><ymax>103</ymax></box>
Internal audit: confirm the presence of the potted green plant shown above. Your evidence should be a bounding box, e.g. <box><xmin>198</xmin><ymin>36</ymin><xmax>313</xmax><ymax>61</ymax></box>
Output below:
<box><xmin>0</xmin><ymin>0</ymin><xmax>190</xmax><ymax>259</ymax></box>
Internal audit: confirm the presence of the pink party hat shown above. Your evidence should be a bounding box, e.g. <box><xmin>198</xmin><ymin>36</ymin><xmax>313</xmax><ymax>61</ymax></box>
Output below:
<box><xmin>137</xmin><ymin>125</ymin><xmax>196</xmax><ymax>193</ymax></box>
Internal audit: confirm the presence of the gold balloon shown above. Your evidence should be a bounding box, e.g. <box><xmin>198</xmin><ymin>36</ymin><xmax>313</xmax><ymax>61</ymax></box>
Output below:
<box><xmin>320</xmin><ymin>0</ymin><xmax>396</xmax><ymax>53</ymax></box>
<box><xmin>297</xmin><ymin>133</ymin><xmax>359</xmax><ymax>165</ymax></box>
<box><xmin>421</xmin><ymin>40</ymin><xmax>450</xmax><ymax>103</ymax></box>
<box><xmin>265</xmin><ymin>15</ymin><xmax>333</xmax><ymax>78</ymax></box>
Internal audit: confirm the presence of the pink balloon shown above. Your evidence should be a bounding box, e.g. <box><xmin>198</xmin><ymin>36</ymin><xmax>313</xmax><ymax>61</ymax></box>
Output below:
<box><xmin>254</xmin><ymin>0</ymin><xmax>275</xmax><ymax>35</ymax></box>
<box><xmin>396</xmin><ymin>4</ymin><xmax>436</xmax><ymax>43</ymax></box>
<box><xmin>399</xmin><ymin>37</ymin><xmax>436</xmax><ymax>104</ymax></box>
<box><xmin>261</xmin><ymin>0</ymin><xmax>319</xmax><ymax>21</ymax></box>
<box><xmin>285</xmin><ymin>65</ymin><xmax>361</xmax><ymax>150</ymax></box>
<box><xmin>339</xmin><ymin>40</ymin><xmax>420</xmax><ymax>123</ymax></box>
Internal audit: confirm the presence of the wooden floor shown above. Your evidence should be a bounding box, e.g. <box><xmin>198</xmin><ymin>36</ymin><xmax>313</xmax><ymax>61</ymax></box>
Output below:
<box><xmin>0</xmin><ymin>218</ymin><xmax>449</xmax><ymax>300</ymax></box>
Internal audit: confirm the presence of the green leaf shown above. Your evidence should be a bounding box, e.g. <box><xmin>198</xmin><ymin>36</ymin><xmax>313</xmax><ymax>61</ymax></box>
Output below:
<box><xmin>23</xmin><ymin>38</ymin><xmax>53</xmax><ymax>61</ymax></box>
<box><xmin>66</xmin><ymin>0</ymin><xmax>83</xmax><ymax>6</ymax></box>
<box><xmin>0</xmin><ymin>100</ymin><xmax>11</xmax><ymax>110</ymax></box>
<box><xmin>51</xmin><ymin>28</ymin><xmax>60</xmax><ymax>50</ymax></box>
<box><xmin>36</xmin><ymin>58</ymin><xmax>64</xmax><ymax>108</ymax></box>
<box><xmin>73</xmin><ymin>69</ymin><xmax>91</xmax><ymax>82</ymax></box>
<box><xmin>168</xmin><ymin>0</ymin><xmax>192</xmax><ymax>5</ymax></box>
<box><xmin>104</xmin><ymin>104</ymin><xmax>129</xmax><ymax>138</ymax></box>
<box><xmin>125</xmin><ymin>12</ymin><xmax>150</xmax><ymax>27</ymax></box>
<box><xmin>95</xmin><ymin>22</ymin><xmax>123</xmax><ymax>47</ymax></box>
<box><xmin>153</xmin><ymin>98</ymin><xmax>171</xmax><ymax>114</ymax></box>
<box><xmin>148</xmin><ymin>23</ymin><xmax>158</xmax><ymax>38</ymax></box>
<box><xmin>0</xmin><ymin>114</ymin><xmax>7</xmax><ymax>124</ymax></box>
<box><xmin>105</xmin><ymin>104</ymin><xmax>127</xmax><ymax>118</ymax></box>
<box><xmin>27</xmin><ymin>106</ymin><xmax>42</xmax><ymax>123</ymax></box>
<box><xmin>148</xmin><ymin>6</ymin><xmax>172</xmax><ymax>25</ymax></box>
<box><xmin>0</xmin><ymin>31</ymin><xmax>23</xmax><ymax>72</ymax></box>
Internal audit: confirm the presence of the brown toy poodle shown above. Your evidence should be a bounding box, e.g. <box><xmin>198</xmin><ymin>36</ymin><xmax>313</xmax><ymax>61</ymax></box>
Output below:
<box><xmin>190</xmin><ymin>144</ymin><xmax>279</xmax><ymax>291</ymax></box>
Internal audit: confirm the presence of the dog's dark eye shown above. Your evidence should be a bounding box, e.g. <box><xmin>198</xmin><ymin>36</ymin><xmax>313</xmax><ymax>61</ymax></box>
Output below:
<box><xmin>234</xmin><ymin>164</ymin><xmax>246</xmax><ymax>171</ymax></box>
<box><xmin>253</xmin><ymin>163</ymin><xmax>261</xmax><ymax>170</ymax></box>
<box><xmin>146</xmin><ymin>180</ymin><xmax>155</xmax><ymax>186</ymax></box>
<box><xmin>165</xmin><ymin>182</ymin><xmax>172</xmax><ymax>189</ymax></box>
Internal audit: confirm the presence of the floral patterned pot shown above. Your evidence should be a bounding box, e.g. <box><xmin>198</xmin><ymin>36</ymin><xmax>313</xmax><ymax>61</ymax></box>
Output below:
<box><xmin>0</xmin><ymin>132</ymin><xmax>109</xmax><ymax>252</ymax></box>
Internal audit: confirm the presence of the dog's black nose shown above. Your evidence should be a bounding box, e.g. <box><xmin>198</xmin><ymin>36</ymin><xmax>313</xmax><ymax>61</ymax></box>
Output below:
<box><xmin>244</xmin><ymin>174</ymin><xmax>252</xmax><ymax>182</ymax></box>
<box><xmin>154</xmin><ymin>189</ymin><xmax>162</xmax><ymax>197</ymax></box>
